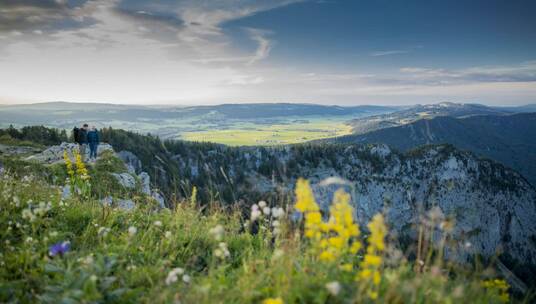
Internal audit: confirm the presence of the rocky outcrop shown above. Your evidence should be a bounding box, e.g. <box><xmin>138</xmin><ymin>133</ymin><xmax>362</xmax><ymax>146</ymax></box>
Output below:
<box><xmin>22</xmin><ymin>142</ymin><xmax>165</xmax><ymax>209</ymax></box>
<box><xmin>117</xmin><ymin>150</ymin><xmax>142</xmax><ymax>174</ymax></box>
<box><xmin>168</xmin><ymin>143</ymin><xmax>536</xmax><ymax>267</ymax></box>
<box><xmin>25</xmin><ymin>142</ymin><xmax>114</xmax><ymax>164</ymax></box>
<box><xmin>111</xmin><ymin>172</ymin><xmax>136</xmax><ymax>189</ymax></box>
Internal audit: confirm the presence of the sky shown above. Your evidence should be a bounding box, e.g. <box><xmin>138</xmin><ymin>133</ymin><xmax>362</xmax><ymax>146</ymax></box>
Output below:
<box><xmin>0</xmin><ymin>0</ymin><xmax>535</xmax><ymax>106</ymax></box>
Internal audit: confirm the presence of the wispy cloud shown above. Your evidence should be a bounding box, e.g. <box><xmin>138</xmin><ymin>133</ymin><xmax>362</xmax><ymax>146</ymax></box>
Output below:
<box><xmin>399</xmin><ymin>61</ymin><xmax>536</xmax><ymax>84</ymax></box>
<box><xmin>369</xmin><ymin>50</ymin><xmax>409</xmax><ymax>57</ymax></box>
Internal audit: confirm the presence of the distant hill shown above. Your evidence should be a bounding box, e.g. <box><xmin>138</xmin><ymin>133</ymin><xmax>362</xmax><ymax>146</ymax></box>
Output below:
<box><xmin>0</xmin><ymin>102</ymin><xmax>396</xmax><ymax>126</ymax></box>
<box><xmin>329</xmin><ymin>112</ymin><xmax>536</xmax><ymax>185</ymax></box>
<box><xmin>347</xmin><ymin>102</ymin><xmax>526</xmax><ymax>134</ymax></box>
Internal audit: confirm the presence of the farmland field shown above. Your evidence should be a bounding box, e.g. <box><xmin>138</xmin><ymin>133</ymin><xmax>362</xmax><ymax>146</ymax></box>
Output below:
<box><xmin>179</xmin><ymin>116</ymin><xmax>354</xmax><ymax>145</ymax></box>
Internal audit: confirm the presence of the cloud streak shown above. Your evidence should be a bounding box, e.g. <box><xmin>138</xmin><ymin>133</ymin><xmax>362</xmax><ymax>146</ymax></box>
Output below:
<box><xmin>370</xmin><ymin>50</ymin><xmax>409</xmax><ymax>57</ymax></box>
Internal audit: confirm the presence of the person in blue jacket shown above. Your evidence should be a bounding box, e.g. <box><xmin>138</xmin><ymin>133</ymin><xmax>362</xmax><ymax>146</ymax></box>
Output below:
<box><xmin>87</xmin><ymin>126</ymin><xmax>100</xmax><ymax>160</ymax></box>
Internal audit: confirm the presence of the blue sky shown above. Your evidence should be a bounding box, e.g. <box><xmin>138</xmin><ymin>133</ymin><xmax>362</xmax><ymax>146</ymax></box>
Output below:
<box><xmin>0</xmin><ymin>0</ymin><xmax>535</xmax><ymax>105</ymax></box>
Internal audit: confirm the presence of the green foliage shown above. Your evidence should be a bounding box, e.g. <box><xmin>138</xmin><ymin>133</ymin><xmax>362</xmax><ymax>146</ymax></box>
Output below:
<box><xmin>0</xmin><ymin>173</ymin><xmax>528</xmax><ymax>303</ymax></box>
<box><xmin>0</xmin><ymin>125</ymin><xmax>68</xmax><ymax>147</ymax></box>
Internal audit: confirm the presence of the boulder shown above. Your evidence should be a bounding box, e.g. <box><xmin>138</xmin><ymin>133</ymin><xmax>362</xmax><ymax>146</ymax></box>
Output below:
<box><xmin>99</xmin><ymin>196</ymin><xmax>135</xmax><ymax>211</ymax></box>
<box><xmin>111</xmin><ymin>173</ymin><xmax>136</xmax><ymax>189</ymax></box>
<box><xmin>117</xmin><ymin>199</ymin><xmax>135</xmax><ymax>211</ymax></box>
<box><xmin>139</xmin><ymin>172</ymin><xmax>151</xmax><ymax>195</ymax></box>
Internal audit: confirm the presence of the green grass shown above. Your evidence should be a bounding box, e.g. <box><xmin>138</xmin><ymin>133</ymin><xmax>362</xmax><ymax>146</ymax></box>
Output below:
<box><xmin>180</xmin><ymin>118</ymin><xmax>353</xmax><ymax>146</ymax></box>
<box><xmin>0</xmin><ymin>161</ymin><xmax>526</xmax><ymax>303</ymax></box>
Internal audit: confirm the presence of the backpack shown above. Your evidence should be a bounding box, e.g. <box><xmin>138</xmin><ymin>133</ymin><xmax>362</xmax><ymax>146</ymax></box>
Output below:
<box><xmin>73</xmin><ymin>127</ymin><xmax>80</xmax><ymax>143</ymax></box>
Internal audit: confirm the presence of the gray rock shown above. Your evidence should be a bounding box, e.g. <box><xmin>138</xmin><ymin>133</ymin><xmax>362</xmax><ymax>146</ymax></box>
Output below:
<box><xmin>117</xmin><ymin>199</ymin><xmax>135</xmax><ymax>211</ymax></box>
<box><xmin>139</xmin><ymin>172</ymin><xmax>151</xmax><ymax>195</ymax></box>
<box><xmin>102</xmin><ymin>196</ymin><xmax>113</xmax><ymax>207</ymax></box>
<box><xmin>61</xmin><ymin>184</ymin><xmax>71</xmax><ymax>199</ymax></box>
<box><xmin>117</xmin><ymin>150</ymin><xmax>142</xmax><ymax>174</ymax></box>
<box><xmin>26</xmin><ymin>142</ymin><xmax>114</xmax><ymax>164</ymax></box>
<box><xmin>100</xmin><ymin>196</ymin><xmax>135</xmax><ymax>211</ymax></box>
<box><xmin>111</xmin><ymin>173</ymin><xmax>136</xmax><ymax>189</ymax></box>
<box><xmin>151</xmin><ymin>191</ymin><xmax>166</xmax><ymax>209</ymax></box>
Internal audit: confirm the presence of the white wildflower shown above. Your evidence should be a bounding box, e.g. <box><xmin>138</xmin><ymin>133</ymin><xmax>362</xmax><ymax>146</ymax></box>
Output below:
<box><xmin>325</xmin><ymin>281</ymin><xmax>341</xmax><ymax>296</ymax></box>
<box><xmin>262</xmin><ymin>207</ymin><xmax>271</xmax><ymax>216</ymax></box>
<box><xmin>98</xmin><ymin>227</ymin><xmax>110</xmax><ymax>237</ymax></box>
<box><xmin>182</xmin><ymin>274</ymin><xmax>191</xmax><ymax>283</ymax></box>
<box><xmin>271</xmin><ymin>207</ymin><xmax>285</xmax><ymax>218</ymax></box>
<box><xmin>154</xmin><ymin>220</ymin><xmax>163</xmax><ymax>227</ymax></box>
<box><xmin>258</xmin><ymin>201</ymin><xmax>267</xmax><ymax>208</ymax></box>
<box><xmin>128</xmin><ymin>226</ymin><xmax>137</xmax><ymax>236</ymax></box>
<box><xmin>165</xmin><ymin>267</ymin><xmax>184</xmax><ymax>285</ymax></box>
<box><xmin>209</xmin><ymin>225</ymin><xmax>224</xmax><ymax>241</ymax></box>
<box><xmin>22</xmin><ymin>208</ymin><xmax>35</xmax><ymax>222</ymax></box>
<box><xmin>215</xmin><ymin>242</ymin><xmax>230</xmax><ymax>259</ymax></box>
<box><xmin>250</xmin><ymin>209</ymin><xmax>261</xmax><ymax>221</ymax></box>
<box><xmin>165</xmin><ymin>231</ymin><xmax>172</xmax><ymax>239</ymax></box>
<box><xmin>272</xmin><ymin>249</ymin><xmax>284</xmax><ymax>260</ymax></box>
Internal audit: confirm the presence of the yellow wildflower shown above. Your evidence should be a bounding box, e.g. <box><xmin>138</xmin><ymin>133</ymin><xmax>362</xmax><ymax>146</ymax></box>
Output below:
<box><xmin>63</xmin><ymin>151</ymin><xmax>75</xmax><ymax>178</ymax></box>
<box><xmin>340</xmin><ymin>263</ymin><xmax>353</xmax><ymax>272</ymax></box>
<box><xmin>482</xmin><ymin>279</ymin><xmax>509</xmax><ymax>303</ymax></box>
<box><xmin>294</xmin><ymin>180</ymin><xmax>362</xmax><ymax>263</ymax></box>
<box><xmin>190</xmin><ymin>186</ymin><xmax>197</xmax><ymax>207</ymax></box>
<box><xmin>74</xmin><ymin>149</ymin><xmax>88</xmax><ymax>178</ymax></box>
<box><xmin>262</xmin><ymin>297</ymin><xmax>283</xmax><ymax>304</ymax></box>
<box><xmin>357</xmin><ymin>213</ymin><xmax>387</xmax><ymax>300</ymax></box>
<box><xmin>295</xmin><ymin>179</ymin><xmax>322</xmax><ymax>242</ymax></box>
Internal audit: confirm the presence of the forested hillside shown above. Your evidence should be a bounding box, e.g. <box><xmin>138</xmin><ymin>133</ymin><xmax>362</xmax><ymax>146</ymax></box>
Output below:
<box><xmin>328</xmin><ymin>113</ymin><xmax>536</xmax><ymax>185</ymax></box>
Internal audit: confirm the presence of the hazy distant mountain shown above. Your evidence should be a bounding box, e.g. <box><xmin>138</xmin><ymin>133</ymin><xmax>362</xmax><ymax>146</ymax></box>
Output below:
<box><xmin>0</xmin><ymin>102</ymin><xmax>396</xmax><ymax>127</ymax></box>
<box><xmin>347</xmin><ymin>102</ymin><xmax>525</xmax><ymax>134</ymax></box>
<box><xmin>330</xmin><ymin>112</ymin><xmax>536</xmax><ymax>185</ymax></box>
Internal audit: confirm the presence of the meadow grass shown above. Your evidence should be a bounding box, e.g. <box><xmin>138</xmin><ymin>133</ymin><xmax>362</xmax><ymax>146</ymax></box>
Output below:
<box><xmin>0</xmin><ymin>164</ymin><xmax>524</xmax><ymax>303</ymax></box>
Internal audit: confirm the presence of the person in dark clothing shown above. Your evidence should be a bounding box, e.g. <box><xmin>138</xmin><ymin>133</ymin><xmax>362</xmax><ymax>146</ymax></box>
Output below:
<box><xmin>87</xmin><ymin>126</ymin><xmax>99</xmax><ymax>160</ymax></box>
<box><xmin>78</xmin><ymin>124</ymin><xmax>88</xmax><ymax>159</ymax></box>
<box><xmin>73</xmin><ymin>127</ymin><xmax>80</xmax><ymax>143</ymax></box>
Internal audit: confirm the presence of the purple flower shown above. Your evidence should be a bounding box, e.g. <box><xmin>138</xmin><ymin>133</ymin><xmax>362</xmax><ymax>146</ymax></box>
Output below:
<box><xmin>49</xmin><ymin>241</ymin><xmax>70</xmax><ymax>257</ymax></box>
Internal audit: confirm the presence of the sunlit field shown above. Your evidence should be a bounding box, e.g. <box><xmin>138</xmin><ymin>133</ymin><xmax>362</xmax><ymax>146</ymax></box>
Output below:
<box><xmin>180</xmin><ymin>118</ymin><xmax>353</xmax><ymax>146</ymax></box>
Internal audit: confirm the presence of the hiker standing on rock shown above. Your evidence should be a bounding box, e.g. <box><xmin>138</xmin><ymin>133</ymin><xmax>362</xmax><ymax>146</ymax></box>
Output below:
<box><xmin>76</xmin><ymin>124</ymin><xmax>89</xmax><ymax>160</ymax></box>
<box><xmin>87</xmin><ymin>126</ymin><xmax>100</xmax><ymax>161</ymax></box>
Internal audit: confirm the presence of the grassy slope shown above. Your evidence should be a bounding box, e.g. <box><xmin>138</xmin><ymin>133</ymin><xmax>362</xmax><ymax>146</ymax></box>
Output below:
<box><xmin>0</xmin><ymin>156</ymin><xmax>524</xmax><ymax>303</ymax></box>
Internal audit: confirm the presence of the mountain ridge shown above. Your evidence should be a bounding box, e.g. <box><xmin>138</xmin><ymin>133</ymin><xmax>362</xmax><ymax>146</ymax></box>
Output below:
<box><xmin>327</xmin><ymin>112</ymin><xmax>536</xmax><ymax>186</ymax></box>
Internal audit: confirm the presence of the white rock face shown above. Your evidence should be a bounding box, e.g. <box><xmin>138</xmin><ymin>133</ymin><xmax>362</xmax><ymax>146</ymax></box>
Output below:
<box><xmin>111</xmin><ymin>172</ymin><xmax>136</xmax><ymax>189</ymax></box>
<box><xmin>139</xmin><ymin>172</ymin><xmax>151</xmax><ymax>195</ymax></box>
<box><xmin>26</xmin><ymin>142</ymin><xmax>114</xmax><ymax>163</ymax></box>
